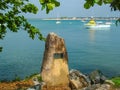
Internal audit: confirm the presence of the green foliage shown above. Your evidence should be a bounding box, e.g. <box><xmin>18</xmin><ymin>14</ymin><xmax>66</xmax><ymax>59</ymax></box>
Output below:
<box><xmin>84</xmin><ymin>0</ymin><xmax>120</xmax><ymax>11</ymax></box>
<box><xmin>111</xmin><ymin>76</ymin><xmax>120</xmax><ymax>87</ymax></box>
<box><xmin>84</xmin><ymin>0</ymin><xmax>120</xmax><ymax>25</ymax></box>
<box><xmin>110</xmin><ymin>0</ymin><xmax>120</xmax><ymax>11</ymax></box>
<box><xmin>21</xmin><ymin>3</ymin><xmax>38</xmax><ymax>14</ymax></box>
<box><xmin>0</xmin><ymin>0</ymin><xmax>45</xmax><ymax>40</ymax></box>
<box><xmin>84</xmin><ymin>0</ymin><xmax>95</xmax><ymax>9</ymax></box>
<box><xmin>84</xmin><ymin>0</ymin><xmax>113</xmax><ymax>9</ymax></box>
<box><xmin>37</xmin><ymin>75</ymin><xmax>43</xmax><ymax>82</ymax></box>
<box><xmin>39</xmin><ymin>0</ymin><xmax>60</xmax><ymax>13</ymax></box>
<box><xmin>0</xmin><ymin>0</ymin><xmax>46</xmax><ymax>52</ymax></box>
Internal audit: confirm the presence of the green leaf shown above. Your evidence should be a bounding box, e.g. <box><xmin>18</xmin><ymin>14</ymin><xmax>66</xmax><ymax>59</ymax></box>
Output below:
<box><xmin>97</xmin><ymin>0</ymin><xmax>103</xmax><ymax>5</ymax></box>
<box><xmin>54</xmin><ymin>1</ymin><xmax>60</xmax><ymax>7</ymax></box>
<box><xmin>48</xmin><ymin>0</ymin><xmax>52</xmax><ymax>3</ymax></box>
<box><xmin>106</xmin><ymin>0</ymin><xmax>113</xmax><ymax>3</ymax></box>
<box><xmin>47</xmin><ymin>3</ymin><xmax>55</xmax><ymax>10</ymax></box>
<box><xmin>94</xmin><ymin>0</ymin><xmax>100</xmax><ymax>3</ymax></box>
<box><xmin>108</xmin><ymin>0</ymin><xmax>113</xmax><ymax>2</ymax></box>
<box><xmin>41</xmin><ymin>4</ymin><xmax>46</xmax><ymax>10</ymax></box>
<box><xmin>39</xmin><ymin>0</ymin><xmax>60</xmax><ymax>13</ymax></box>
<box><xmin>84</xmin><ymin>2</ymin><xmax>91</xmax><ymax>9</ymax></box>
<box><xmin>39</xmin><ymin>0</ymin><xmax>45</xmax><ymax>4</ymax></box>
<box><xmin>46</xmin><ymin>7</ymin><xmax>50</xmax><ymax>14</ymax></box>
<box><xmin>103</xmin><ymin>0</ymin><xmax>113</xmax><ymax>4</ymax></box>
<box><xmin>21</xmin><ymin>4</ymin><xmax>38</xmax><ymax>14</ymax></box>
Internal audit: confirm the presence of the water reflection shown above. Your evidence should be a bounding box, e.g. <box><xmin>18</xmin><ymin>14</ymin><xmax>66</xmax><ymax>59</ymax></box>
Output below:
<box><xmin>88</xmin><ymin>28</ymin><xmax>110</xmax><ymax>43</ymax></box>
<box><xmin>89</xmin><ymin>29</ymin><xmax>96</xmax><ymax>42</ymax></box>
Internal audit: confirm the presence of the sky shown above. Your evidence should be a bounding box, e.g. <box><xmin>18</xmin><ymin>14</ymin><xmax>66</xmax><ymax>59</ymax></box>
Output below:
<box><xmin>25</xmin><ymin>0</ymin><xmax>120</xmax><ymax>18</ymax></box>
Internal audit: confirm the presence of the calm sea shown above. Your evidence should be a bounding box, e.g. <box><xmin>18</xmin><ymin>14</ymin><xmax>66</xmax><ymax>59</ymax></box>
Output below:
<box><xmin>0</xmin><ymin>19</ymin><xmax>120</xmax><ymax>80</ymax></box>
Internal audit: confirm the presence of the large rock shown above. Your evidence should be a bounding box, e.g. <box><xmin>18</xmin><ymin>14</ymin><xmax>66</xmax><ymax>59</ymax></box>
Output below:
<box><xmin>69</xmin><ymin>69</ymin><xmax>90</xmax><ymax>90</ymax></box>
<box><xmin>41</xmin><ymin>33</ymin><xmax>69</xmax><ymax>87</ymax></box>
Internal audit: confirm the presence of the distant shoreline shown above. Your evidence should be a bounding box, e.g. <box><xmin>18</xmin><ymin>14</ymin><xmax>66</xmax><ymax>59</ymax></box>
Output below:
<box><xmin>27</xmin><ymin>17</ymin><xmax>119</xmax><ymax>20</ymax></box>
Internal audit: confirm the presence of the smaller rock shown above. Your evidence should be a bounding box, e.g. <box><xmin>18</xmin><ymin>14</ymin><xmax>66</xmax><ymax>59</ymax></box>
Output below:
<box><xmin>83</xmin><ymin>84</ymin><xmax>101</xmax><ymax>90</ymax></box>
<box><xmin>105</xmin><ymin>80</ymin><xmax>115</xmax><ymax>85</ymax></box>
<box><xmin>82</xmin><ymin>83</ymin><xmax>114</xmax><ymax>90</ymax></box>
<box><xmin>88</xmin><ymin>70</ymin><xmax>107</xmax><ymax>84</ymax></box>
<box><xmin>32</xmin><ymin>77</ymin><xmax>40</xmax><ymax>85</ymax></box>
<box><xmin>69</xmin><ymin>69</ymin><xmax>90</xmax><ymax>90</ymax></box>
<box><xmin>96</xmin><ymin>84</ymin><xmax>113</xmax><ymax>90</ymax></box>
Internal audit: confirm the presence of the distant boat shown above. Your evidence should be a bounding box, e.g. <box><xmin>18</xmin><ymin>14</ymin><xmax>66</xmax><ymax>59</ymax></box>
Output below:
<box><xmin>105</xmin><ymin>22</ymin><xmax>112</xmax><ymax>25</ymax></box>
<box><xmin>56</xmin><ymin>13</ymin><xmax>61</xmax><ymax>24</ymax></box>
<box><xmin>56</xmin><ymin>20</ymin><xmax>61</xmax><ymax>24</ymax></box>
<box><xmin>85</xmin><ymin>18</ymin><xmax>111</xmax><ymax>29</ymax></box>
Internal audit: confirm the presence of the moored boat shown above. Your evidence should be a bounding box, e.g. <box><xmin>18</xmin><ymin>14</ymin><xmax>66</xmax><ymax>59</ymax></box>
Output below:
<box><xmin>56</xmin><ymin>20</ymin><xmax>61</xmax><ymax>24</ymax></box>
<box><xmin>85</xmin><ymin>18</ymin><xmax>111</xmax><ymax>29</ymax></box>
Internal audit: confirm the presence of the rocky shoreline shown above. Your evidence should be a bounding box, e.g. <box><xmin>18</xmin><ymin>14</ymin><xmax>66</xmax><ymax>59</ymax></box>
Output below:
<box><xmin>0</xmin><ymin>69</ymin><xmax>120</xmax><ymax>90</ymax></box>
<box><xmin>28</xmin><ymin>69</ymin><xmax>120</xmax><ymax>90</ymax></box>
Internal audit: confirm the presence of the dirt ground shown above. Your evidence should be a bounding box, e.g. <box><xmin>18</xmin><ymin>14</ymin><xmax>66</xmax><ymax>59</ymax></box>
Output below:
<box><xmin>0</xmin><ymin>79</ymin><xmax>34</xmax><ymax>90</ymax></box>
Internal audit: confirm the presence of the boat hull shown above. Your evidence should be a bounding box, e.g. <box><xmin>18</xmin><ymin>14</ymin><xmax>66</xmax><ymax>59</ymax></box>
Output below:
<box><xmin>85</xmin><ymin>24</ymin><xmax>110</xmax><ymax>29</ymax></box>
<box><xmin>56</xmin><ymin>21</ymin><xmax>61</xmax><ymax>24</ymax></box>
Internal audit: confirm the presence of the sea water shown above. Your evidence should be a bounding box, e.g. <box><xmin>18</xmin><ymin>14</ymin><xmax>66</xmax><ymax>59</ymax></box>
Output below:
<box><xmin>0</xmin><ymin>19</ymin><xmax>120</xmax><ymax>80</ymax></box>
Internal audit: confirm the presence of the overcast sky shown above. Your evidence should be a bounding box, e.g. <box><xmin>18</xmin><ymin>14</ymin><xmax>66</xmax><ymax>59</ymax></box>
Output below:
<box><xmin>24</xmin><ymin>0</ymin><xmax>120</xmax><ymax>18</ymax></box>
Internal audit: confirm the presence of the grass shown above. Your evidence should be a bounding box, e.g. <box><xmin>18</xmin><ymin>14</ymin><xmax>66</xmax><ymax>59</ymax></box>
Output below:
<box><xmin>37</xmin><ymin>75</ymin><xmax>42</xmax><ymax>82</ymax></box>
<box><xmin>111</xmin><ymin>76</ymin><xmax>120</xmax><ymax>87</ymax></box>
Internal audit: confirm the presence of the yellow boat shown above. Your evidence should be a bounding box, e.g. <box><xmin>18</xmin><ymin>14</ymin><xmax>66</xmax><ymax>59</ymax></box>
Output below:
<box><xmin>86</xmin><ymin>18</ymin><xmax>96</xmax><ymax>26</ymax></box>
<box><xmin>85</xmin><ymin>18</ymin><xmax>110</xmax><ymax>29</ymax></box>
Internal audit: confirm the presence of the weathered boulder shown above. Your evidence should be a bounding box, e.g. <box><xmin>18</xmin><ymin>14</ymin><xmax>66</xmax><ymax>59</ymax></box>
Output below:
<box><xmin>96</xmin><ymin>84</ymin><xmax>114</xmax><ymax>90</ymax></box>
<box><xmin>69</xmin><ymin>69</ymin><xmax>90</xmax><ymax>90</ymax></box>
<box><xmin>41</xmin><ymin>33</ymin><xmax>69</xmax><ymax>87</ymax></box>
<box><xmin>88</xmin><ymin>70</ymin><xmax>107</xmax><ymax>84</ymax></box>
<box><xmin>82</xmin><ymin>83</ymin><xmax>114</xmax><ymax>90</ymax></box>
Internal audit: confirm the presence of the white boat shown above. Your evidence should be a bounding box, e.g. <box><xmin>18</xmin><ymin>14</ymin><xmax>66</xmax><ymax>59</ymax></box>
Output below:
<box><xmin>105</xmin><ymin>22</ymin><xmax>112</xmax><ymax>25</ymax></box>
<box><xmin>85</xmin><ymin>24</ymin><xmax>110</xmax><ymax>29</ymax></box>
<box><xmin>56</xmin><ymin>13</ymin><xmax>61</xmax><ymax>24</ymax></box>
<box><xmin>56</xmin><ymin>20</ymin><xmax>61</xmax><ymax>24</ymax></box>
<box><xmin>85</xmin><ymin>19</ymin><xmax>111</xmax><ymax>29</ymax></box>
